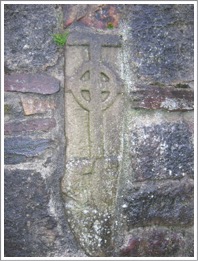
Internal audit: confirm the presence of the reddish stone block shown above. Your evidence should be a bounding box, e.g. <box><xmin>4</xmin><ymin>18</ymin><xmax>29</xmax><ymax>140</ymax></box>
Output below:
<box><xmin>63</xmin><ymin>6</ymin><xmax>78</xmax><ymax>28</ymax></box>
<box><xmin>63</xmin><ymin>4</ymin><xmax>121</xmax><ymax>29</ymax></box>
<box><xmin>21</xmin><ymin>97</ymin><xmax>56</xmax><ymax>115</ymax></box>
<box><xmin>120</xmin><ymin>227</ymin><xmax>189</xmax><ymax>257</ymax></box>
<box><xmin>123</xmin><ymin>178</ymin><xmax>193</xmax><ymax>228</ymax></box>
<box><xmin>4</xmin><ymin>118</ymin><xmax>56</xmax><ymax>135</ymax></box>
<box><xmin>63</xmin><ymin>5</ymin><xmax>99</xmax><ymax>28</ymax></box>
<box><xmin>81</xmin><ymin>5</ymin><xmax>120</xmax><ymax>29</ymax></box>
<box><xmin>131</xmin><ymin>84</ymin><xmax>194</xmax><ymax>111</ymax></box>
<box><xmin>5</xmin><ymin>73</ymin><xmax>60</xmax><ymax>94</ymax></box>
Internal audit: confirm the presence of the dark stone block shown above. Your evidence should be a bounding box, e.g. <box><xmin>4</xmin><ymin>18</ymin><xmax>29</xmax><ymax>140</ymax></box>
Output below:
<box><xmin>123</xmin><ymin>178</ymin><xmax>193</xmax><ymax>228</ymax></box>
<box><xmin>130</xmin><ymin>122</ymin><xmax>194</xmax><ymax>181</ymax></box>
<box><xmin>5</xmin><ymin>154</ymin><xmax>27</xmax><ymax>165</ymax></box>
<box><xmin>4</xmin><ymin>4</ymin><xmax>60</xmax><ymax>72</ymax></box>
<box><xmin>125</xmin><ymin>4</ymin><xmax>194</xmax><ymax>85</ymax></box>
<box><xmin>130</xmin><ymin>85</ymin><xmax>194</xmax><ymax>111</ymax></box>
<box><xmin>4</xmin><ymin>93</ymin><xmax>24</xmax><ymax>123</ymax></box>
<box><xmin>4</xmin><ymin>169</ymin><xmax>58</xmax><ymax>257</ymax></box>
<box><xmin>119</xmin><ymin>226</ymin><xmax>193</xmax><ymax>257</ymax></box>
<box><xmin>4</xmin><ymin>118</ymin><xmax>56</xmax><ymax>135</ymax></box>
<box><xmin>5</xmin><ymin>137</ymin><xmax>53</xmax><ymax>164</ymax></box>
<box><xmin>5</xmin><ymin>73</ymin><xmax>60</xmax><ymax>94</ymax></box>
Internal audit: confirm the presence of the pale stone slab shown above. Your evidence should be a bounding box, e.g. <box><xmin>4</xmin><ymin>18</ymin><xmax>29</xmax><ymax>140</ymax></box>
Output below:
<box><xmin>65</xmin><ymin>93</ymin><xmax>89</xmax><ymax>158</ymax></box>
<box><xmin>62</xmin><ymin>30</ymin><xmax>124</xmax><ymax>256</ymax></box>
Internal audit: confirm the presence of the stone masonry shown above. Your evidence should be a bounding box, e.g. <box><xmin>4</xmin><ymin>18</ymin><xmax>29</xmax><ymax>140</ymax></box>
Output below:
<box><xmin>4</xmin><ymin>4</ymin><xmax>194</xmax><ymax>257</ymax></box>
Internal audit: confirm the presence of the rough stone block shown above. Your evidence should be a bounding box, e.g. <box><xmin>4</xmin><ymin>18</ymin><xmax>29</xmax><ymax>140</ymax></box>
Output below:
<box><xmin>122</xmin><ymin>178</ymin><xmax>193</xmax><ymax>228</ymax></box>
<box><xmin>120</xmin><ymin>227</ymin><xmax>193</xmax><ymax>257</ymax></box>
<box><xmin>21</xmin><ymin>97</ymin><xmax>56</xmax><ymax>115</ymax></box>
<box><xmin>130</xmin><ymin>85</ymin><xmax>194</xmax><ymax>111</ymax></box>
<box><xmin>4</xmin><ymin>4</ymin><xmax>60</xmax><ymax>71</ymax></box>
<box><xmin>130</xmin><ymin>122</ymin><xmax>194</xmax><ymax>181</ymax></box>
<box><xmin>5</xmin><ymin>137</ymin><xmax>53</xmax><ymax>164</ymax></box>
<box><xmin>4</xmin><ymin>118</ymin><xmax>56</xmax><ymax>135</ymax></box>
<box><xmin>4</xmin><ymin>93</ymin><xmax>23</xmax><ymax>122</ymax></box>
<box><xmin>4</xmin><ymin>169</ymin><xmax>57</xmax><ymax>257</ymax></box>
<box><xmin>125</xmin><ymin>4</ymin><xmax>194</xmax><ymax>85</ymax></box>
<box><xmin>5</xmin><ymin>73</ymin><xmax>60</xmax><ymax>94</ymax></box>
<box><xmin>63</xmin><ymin>4</ymin><xmax>99</xmax><ymax>27</ymax></box>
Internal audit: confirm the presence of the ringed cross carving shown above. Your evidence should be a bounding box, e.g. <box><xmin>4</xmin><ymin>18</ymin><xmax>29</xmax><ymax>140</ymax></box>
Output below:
<box><xmin>66</xmin><ymin>32</ymin><xmax>123</xmax><ymax>159</ymax></box>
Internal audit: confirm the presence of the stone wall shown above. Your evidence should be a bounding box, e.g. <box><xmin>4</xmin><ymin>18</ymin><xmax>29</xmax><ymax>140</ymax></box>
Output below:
<box><xmin>4</xmin><ymin>4</ymin><xmax>194</xmax><ymax>257</ymax></box>
<box><xmin>4</xmin><ymin>4</ymin><xmax>86</xmax><ymax>257</ymax></box>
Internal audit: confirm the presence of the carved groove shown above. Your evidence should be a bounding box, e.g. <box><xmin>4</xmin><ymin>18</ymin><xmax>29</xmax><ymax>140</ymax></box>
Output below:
<box><xmin>81</xmin><ymin>71</ymin><xmax>90</xmax><ymax>81</ymax></box>
<box><xmin>81</xmin><ymin>90</ymin><xmax>91</xmax><ymax>101</ymax></box>
<box><xmin>101</xmin><ymin>72</ymin><xmax>110</xmax><ymax>82</ymax></box>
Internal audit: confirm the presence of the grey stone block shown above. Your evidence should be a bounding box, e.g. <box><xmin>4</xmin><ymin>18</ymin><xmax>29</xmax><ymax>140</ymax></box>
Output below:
<box><xmin>130</xmin><ymin>122</ymin><xmax>194</xmax><ymax>181</ymax></box>
<box><xmin>5</xmin><ymin>137</ymin><xmax>53</xmax><ymax>164</ymax></box>
<box><xmin>123</xmin><ymin>178</ymin><xmax>194</xmax><ymax>227</ymax></box>
<box><xmin>123</xmin><ymin>4</ymin><xmax>194</xmax><ymax>86</ymax></box>
<box><xmin>4</xmin><ymin>169</ymin><xmax>55</xmax><ymax>257</ymax></box>
<box><xmin>4</xmin><ymin>4</ymin><xmax>60</xmax><ymax>72</ymax></box>
<box><xmin>119</xmin><ymin>226</ymin><xmax>194</xmax><ymax>257</ymax></box>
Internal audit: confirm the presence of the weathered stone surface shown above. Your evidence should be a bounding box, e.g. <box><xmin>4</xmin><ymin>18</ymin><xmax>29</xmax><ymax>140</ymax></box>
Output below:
<box><xmin>63</xmin><ymin>4</ymin><xmax>122</xmax><ymax>29</ymax></box>
<box><xmin>4</xmin><ymin>4</ymin><xmax>61</xmax><ymax>72</ymax></box>
<box><xmin>4</xmin><ymin>168</ymin><xmax>86</xmax><ymax>257</ymax></box>
<box><xmin>62</xmin><ymin>30</ymin><xmax>124</xmax><ymax>256</ymax></box>
<box><xmin>5</xmin><ymin>118</ymin><xmax>56</xmax><ymax>135</ymax></box>
<box><xmin>120</xmin><ymin>227</ymin><xmax>193</xmax><ymax>257</ymax></box>
<box><xmin>63</xmin><ymin>4</ymin><xmax>99</xmax><ymax>27</ymax></box>
<box><xmin>122</xmin><ymin>178</ymin><xmax>193</xmax><ymax>228</ymax></box>
<box><xmin>130</xmin><ymin>122</ymin><xmax>194</xmax><ymax>181</ymax></box>
<box><xmin>122</xmin><ymin>4</ymin><xmax>194</xmax><ymax>86</ymax></box>
<box><xmin>5</xmin><ymin>137</ymin><xmax>53</xmax><ymax>164</ymax></box>
<box><xmin>67</xmin><ymin>31</ymin><xmax>122</xmax><ymax>47</ymax></box>
<box><xmin>79</xmin><ymin>5</ymin><xmax>121</xmax><ymax>29</ymax></box>
<box><xmin>5</xmin><ymin>73</ymin><xmax>60</xmax><ymax>94</ymax></box>
<box><xmin>4</xmin><ymin>169</ymin><xmax>56</xmax><ymax>256</ymax></box>
<box><xmin>4</xmin><ymin>94</ymin><xmax>23</xmax><ymax>122</ymax></box>
<box><xmin>21</xmin><ymin>97</ymin><xmax>56</xmax><ymax>115</ymax></box>
<box><xmin>131</xmin><ymin>85</ymin><xmax>194</xmax><ymax>111</ymax></box>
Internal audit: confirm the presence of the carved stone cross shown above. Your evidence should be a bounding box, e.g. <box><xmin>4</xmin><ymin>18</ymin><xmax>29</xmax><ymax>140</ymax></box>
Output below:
<box><xmin>62</xmin><ymin>31</ymin><xmax>124</xmax><ymax>256</ymax></box>
<box><xmin>66</xmin><ymin>32</ymin><xmax>123</xmax><ymax>158</ymax></box>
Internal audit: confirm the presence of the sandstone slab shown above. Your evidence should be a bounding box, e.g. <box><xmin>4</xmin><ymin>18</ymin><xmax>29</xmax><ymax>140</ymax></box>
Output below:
<box><xmin>21</xmin><ymin>97</ymin><xmax>56</xmax><ymax>115</ymax></box>
<box><xmin>5</xmin><ymin>73</ymin><xmax>60</xmax><ymax>94</ymax></box>
<box><xmin>130</xmin><ymin>85</ymin><xmax>194</xmax><ymax>111</ymax></box>
<box><xmin>5</xmin><ymin>118</ymin><xmax>56</xmax><ymax>135</ymax></box>
<box><xmin>62</xmin><ymin>30</ymin><xmax>124</xmax><ymax>256</ymax></box>
<box><xmin>63</xmin><ymin>4</ymin><xmax>121</xmax><ymax>29</ymax></box>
